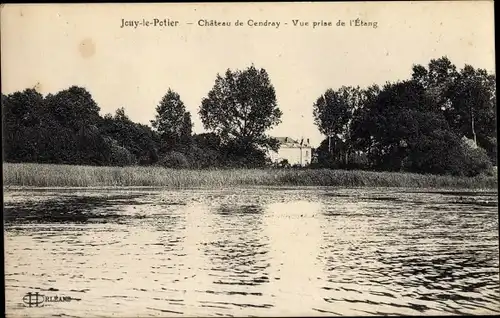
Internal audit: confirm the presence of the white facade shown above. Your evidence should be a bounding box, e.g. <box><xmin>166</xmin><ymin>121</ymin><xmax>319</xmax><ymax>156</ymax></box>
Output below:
<box><xmin>268</xmin><ymin>137</ymin><xmax>312</xmax><ymax>166</ymax></box>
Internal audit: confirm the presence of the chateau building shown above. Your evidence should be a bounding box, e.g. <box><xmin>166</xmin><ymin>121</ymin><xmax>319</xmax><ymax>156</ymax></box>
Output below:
<box><xmin>268</xmin><ymin>137</ymin><xmax>312</xmax><ymax>166</ymax></box>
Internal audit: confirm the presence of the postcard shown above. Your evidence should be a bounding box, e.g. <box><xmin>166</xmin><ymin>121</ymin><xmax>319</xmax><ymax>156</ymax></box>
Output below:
<box><xmin>2</xmin><ymin>2</ymin><xmax>498</xmax><ymax>317</ymax></box>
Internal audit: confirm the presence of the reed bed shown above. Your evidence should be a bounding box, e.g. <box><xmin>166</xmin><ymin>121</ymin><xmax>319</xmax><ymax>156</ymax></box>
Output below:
<box><xmin>3</xmin><ymin>163</ymin><xmax>497</xmax><ymax>189</ymax></box>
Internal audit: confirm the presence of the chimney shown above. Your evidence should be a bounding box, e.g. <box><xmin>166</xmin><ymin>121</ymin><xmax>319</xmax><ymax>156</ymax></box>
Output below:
<box><xmin>285</xmin><ymin>137</ymin><xmax>288</xmax><ymax>142</ymax></box>
<box><xmin>306</xmin><ymin>138</ymin><xmax>310</xmax><ymax>145</ymax></box>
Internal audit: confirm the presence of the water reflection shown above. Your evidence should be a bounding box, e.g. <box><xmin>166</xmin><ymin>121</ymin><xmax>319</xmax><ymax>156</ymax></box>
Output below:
<box><xmin>198</xmin><ymin>203</ymin><xmax>272</xmax><ymax>314</ymax></box>
<box><xmin>317</xmin><ymin>190</ymin><xmax>500</xmax><ymax>316</ymax></box>
<box><xmin>3</xmin><ymin>193</ymin><xmax>152</xmax><ymax>224</ymax></box>
<box><xmin>263</xmin><ymin>200</ymin><xmax>328</xmax><ymax>316</ymax></box>
<box><xmin>4</xmin><ymin>188</ymin><xmax>500</xmax><ymax>317</ymax></box>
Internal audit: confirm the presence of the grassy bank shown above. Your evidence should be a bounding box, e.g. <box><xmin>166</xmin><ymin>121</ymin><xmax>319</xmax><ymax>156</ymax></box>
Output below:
<box><xmin>3</xmin><ymin>163</ymin><xmax>497</xmax><ymax>189</ymax></box>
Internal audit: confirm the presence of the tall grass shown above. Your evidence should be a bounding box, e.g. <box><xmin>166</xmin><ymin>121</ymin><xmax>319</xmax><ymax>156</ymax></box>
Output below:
<box><xmin>3</xmin><ymin>163</ymin><xmax>497</xmax><ymax>189</ymax></box>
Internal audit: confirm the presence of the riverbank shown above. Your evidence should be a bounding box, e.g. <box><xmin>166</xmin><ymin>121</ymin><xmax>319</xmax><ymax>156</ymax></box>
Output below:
<box><xmin>2</xmin><ymin>163</ymin><xmax>497</xmax><ymax>189</ymax></box>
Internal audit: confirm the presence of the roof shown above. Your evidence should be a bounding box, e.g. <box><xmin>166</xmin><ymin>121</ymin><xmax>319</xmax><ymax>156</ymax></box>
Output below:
<box><xmin>274</xmin><ymin>137</ymin><xmax>311</xmax><ymax>148</ymax></box>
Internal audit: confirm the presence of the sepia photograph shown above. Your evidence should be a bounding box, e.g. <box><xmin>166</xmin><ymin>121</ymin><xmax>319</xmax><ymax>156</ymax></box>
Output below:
<box><xmin>2</xmin><ymin>2</ymin><xmax>498</xmax><ymax>317</ymax></box>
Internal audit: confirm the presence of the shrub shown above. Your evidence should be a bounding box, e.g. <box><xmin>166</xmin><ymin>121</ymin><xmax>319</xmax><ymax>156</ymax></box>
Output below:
<box><xmin>345</xmin><ymin>151</ymin><xmax>370</xmax><ymax>170</ymax></box>
<box><xmin>160</xmin><ymin>151</ymin><xmax>190</xmax><ymax>168</ymax></box>
<box><xmin>277</xmin><ymin>159</ymin><xmax>291</xmax><ymax>168</ymax></box>
<box><xmin>186</xmin><ymin>145</ymin><xmax>221</xmax><ymax>169</ymax></box>
<box><xmin>461</xmin><ymin>144</ymin><xmax>493</xmax><ymax>177</ymax></box>
<box><xmin>106</xmin><ymin>137</ymin><xmax>136</xmax><ymax>166</ymax></box>
<box><xmin>110</xmin><ymin>146</ymin><xmax>134</xmax><ymax>166</ymax></box>
<box><xmin>403</xmin><ymin>133</ymin><xmax>492</xmax><ymax>177</ymax></box>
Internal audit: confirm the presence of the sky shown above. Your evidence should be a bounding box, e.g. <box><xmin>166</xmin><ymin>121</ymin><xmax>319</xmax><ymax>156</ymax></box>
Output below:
<box><xmin>1</xmin><ymin>2</ymin><xmax>495</xmax><ymax>147</ymax></box>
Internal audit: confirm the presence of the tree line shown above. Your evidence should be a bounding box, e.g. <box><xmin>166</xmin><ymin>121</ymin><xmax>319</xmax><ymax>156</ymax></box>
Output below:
<box><xmin>312</xmin><ymin>56</ymin><xmax>496</xmax><ymax>176</ymax></box>
<box><xmin>2</xmin><ymin>65</ymin><xmax>282</xmax><ymax>169</ymax></box>
<box><xmin>2</xmin><ymin>57</ymin><xmax>496</xmax><ymax>176</ymax></box>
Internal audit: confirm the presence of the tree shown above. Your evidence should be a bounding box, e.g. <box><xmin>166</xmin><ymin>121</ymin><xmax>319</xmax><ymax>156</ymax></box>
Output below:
<box><xmin>350</xmin><ymin>84</ymin><xmax>380</xmax><ymax>162</ymax></box>
<box><xmin>351</xmin><ymin>80</ymin><xmax>441</xmax><ymax>171</ymax></box>
<box><xmin>2</xmin><ymin>87</ymin><xmax>107</xmax><ymax>165</ymax></box>
<box><xmin>412</xmin><ymin>57</ymin><xmax>496</xmax><ymax>164</ymax></box>
<box><xmin>101</xmin><ymin>107</ymin><xmax>160</xmax><ymax>165</ymax></box>
<box><xmin>42</xmin><ymin>86</ymin><xmax>110</xmax><ymax>165</ymax></box>
<box><xmin>448</xmin><ymin>65</ymin><xmax>496</xmax><ymax>162</ymax></box>
<box><xmin>185</xmin><ymin>133</ymin><xmax>223</xmax><ymax>168</ymax></box>
<box><xmin>159</xmin><ymin>151</ymin><xmax>190</xmax><ymax>169</ymax></box>
<box><xmin>192</xmin><ymin>132</ymin><xmax>222</xmax><ymax>150</ymax></box>
<box><xmin>313</xmin><ymin>137</ymin><xmax>344</xmax><ymax>168</ymax></box>
<box><xmin>412</xmin><ymin>56</ymin><xmax>459</xmax><ymax>113</ymax></box>
<box><xmin>412</xmin><ymin>56</ymin><xmax>458</xmax><ymax>88</ymax></box>
<box><xmin>199</xmin><ymin>65</ymin><xmax>282</xmax><ymax>156</ymax></box>
<box><xmin>114</xmin><ymin>107</ymin><xmax>129</xmax><ymax>121</ymax></box>
<box><xmin>151</xmin><ymin>89</ymin><xmax>193</xmax><ymax>152</ymax></box>
<box><xmin>2</xmin><ymin>89</ymin><xmax>45</xmax><ymax>162</ymax></box>
<box><xmin>179</xmin><ymin>112</ymin><xmax>193</xmax><ymax>147</ymax></box>
<box><xmin>312</xmin><ymin>86</ymin><xmax>364</xmax><ymax>164</ymax></box>
<box><xmin>344</xmin><ymin>76</ymin><xmax>492</xmax><ymax>176</ymax></box>
<box><xmin>45</xmin><ymin>86</ymin><xmax>101</xmax><ymax>130</ymax></box>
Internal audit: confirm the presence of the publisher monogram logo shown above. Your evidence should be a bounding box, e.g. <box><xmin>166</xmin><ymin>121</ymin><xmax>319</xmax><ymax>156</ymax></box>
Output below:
<box><xmin>22</xmin><ymin>291</ymin><xmax>73</xmax><ymax>307</ymax></box>
<box><xmin>23</xmin><ymin>292</ymin><xmax>44</xmax><ymax>307</ymax></box>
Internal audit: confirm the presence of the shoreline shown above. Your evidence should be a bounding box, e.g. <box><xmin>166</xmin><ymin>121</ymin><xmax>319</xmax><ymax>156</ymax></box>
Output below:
<box><xmin>4</xmin><ymin>185</ymin><xmax>498</xmax><ymax>191</ymax></box>
<box><xmin>3</xmin><ymin>163</ymin><xmax>498</xmax><ymax>189</ymax></box>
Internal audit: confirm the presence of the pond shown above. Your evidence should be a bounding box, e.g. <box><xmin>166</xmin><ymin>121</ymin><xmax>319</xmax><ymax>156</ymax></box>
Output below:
<box><xmin>4</xmin><ymin>187</ymin><xmax>499</xmax><ymax>317</ymax></box>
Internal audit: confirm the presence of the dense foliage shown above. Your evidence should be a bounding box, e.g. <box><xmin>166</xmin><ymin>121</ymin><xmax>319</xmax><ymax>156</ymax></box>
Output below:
<box><xmin>199</xmin><ymin>65</ymin><xmax>282</xmax><ymax>166</ymax></box>
<box><xmin>2</xmin><ymin>58</ymin><xmax>496</xmax><ymax>176</ymax></box>
<box><xmin>312</xmin><ymin>57</ymin><xmax>496</xmax><ymax>176</ymax></box>
<box><xmin>2</xmin><ymin>66</ymin><xmax>282</xmax><ymax>169</ymax></box>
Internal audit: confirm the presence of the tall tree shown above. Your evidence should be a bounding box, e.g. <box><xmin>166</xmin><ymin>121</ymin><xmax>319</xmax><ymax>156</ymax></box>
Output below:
<box><xmin>45</xmin><ymin>86</ymin><xmax>110</xmax><ymax>165</ymax></box>
<box><xmin>350</xmin><ymin>84</ymin><xmax>380</xmax><ymax>163</ymax></box>
<box><xmin>350</xmin><ymin>80</ymin><xmax>439</xmax><ymax>171</ymax></box>
<box><xmin>2</xmin><ymin>89</ymin><xmax>45</xmax><ymax>162</ymax></box>
<box><xmin>101</xmin><ymin>107</ymin><xmax>159</xmax><ymax>164</ymax></box>
<box><xmin>412</xmin><ymin>56</ymin><xmax>459</xmax><ymax>113</ymax></box>
<box><xmin>312</xmin><ymin>86</ymin><xmax>364</xmax><ymax>164</ymax></box>
<box><xmin>180</xmin><ymin>112</ymin><xmax>193</xmax><ymax>145</ymax></box>
<box><xmin>114</xmin><ymin>107</ymin><xmax>130</xmax><ymax>122</ymax></box>
<box><xmin>412</xmin><ymin>57</ymin><xmax>496</xmax><ymax>163</ymax></box>
<box><xmin>45</xmin><ymin>86</ymin><xmax>101</xmax><ymax>130</ymax></box>
<box><xmin>151</xmin><ymin>88</ymin><xmax>193</xmax><ymax>151</ymax></box>
<box><xmin>448</xmin><ymin>65</ymin><xmax>496</xmax><ymax>154</ymax></box>
<box><xmin>199</xmin><ymin>65</ymin><xmax>282</xmax><ymax>155</ymax></box>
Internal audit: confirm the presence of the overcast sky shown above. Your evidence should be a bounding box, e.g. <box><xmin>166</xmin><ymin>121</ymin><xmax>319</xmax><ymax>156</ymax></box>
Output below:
<box><xmin>1</xmin><ymin>2</ymin><xmax>495</xmax><ymax>147</ymax></box>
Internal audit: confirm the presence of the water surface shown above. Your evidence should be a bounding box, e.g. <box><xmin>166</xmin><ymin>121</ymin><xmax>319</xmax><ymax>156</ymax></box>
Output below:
<box><xmin>4</xmin><ymin>187</ymin><xmax>499</xmax><ymax>316</ymax></box>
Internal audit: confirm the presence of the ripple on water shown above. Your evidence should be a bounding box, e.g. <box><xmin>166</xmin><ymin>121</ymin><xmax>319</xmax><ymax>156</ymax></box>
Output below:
<box><xmin>4</xmin><ymin>187</ymin><xmax>500</xmax><ymax>316</ymax></box>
